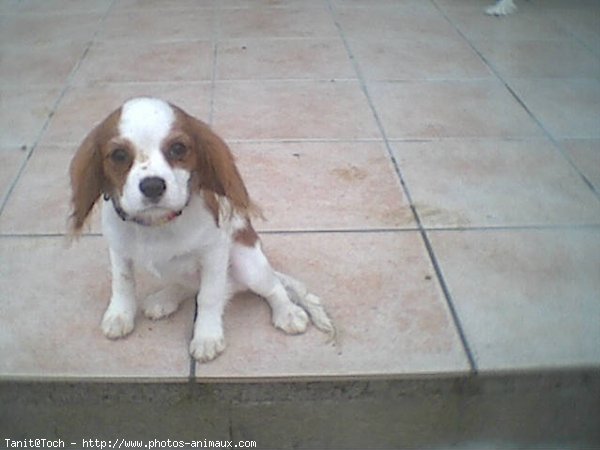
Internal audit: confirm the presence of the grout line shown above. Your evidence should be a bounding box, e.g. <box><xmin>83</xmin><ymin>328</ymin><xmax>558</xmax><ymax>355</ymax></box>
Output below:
<box><xmin>545</xmin><ymin>8</ymin><xmax>600</xmax><ymax>59</ymax></box>
<box><xmin>189</xmin><ymin>296</ymin><xmax>199</xmax><ymax>380</ymax></box>
<box><xmin>0</xmin><ymin>0</ymin><xmax>116</xmax><ymax>218</ymax></box>
<box><xmin>423</xmin><ymin>223</ymin><xmax>600</xmax><ymax>233</ymax></box>
<box><xmin>2</xmin><ymin>223</ymin><xmax>599</xmax><ymax>240</ymax></box>
<box><xmin>259</xmin><ymin>223</ymin><xmax>600</xmax><ymax>234</ymax></box>
<box><xmin>208</xmin><ymin>41</ymin><xmax>218</xmax><ymax>126</ymax></box>
<box><xmin>34</xmin><ymin>137</ymin><xmax>387</xmax><ymax>147</ymax></box>
<box><xmin>210</xmin><ymin>77</ymin><xmax>360</xmax><ymax>83</ymax></box>
<box><xmin>34</xmin><ymin>136</ymin><xmax>579</xmax><ymax>147</ymax></box>
<box><xmin>0</xmin><ymin>76</ymin><xmax>516</xmax><ymax>90</ymax></box>
<box><xmin>188</xmin><ymin>0</ymin><xmax>222</xmax><ymax>382</ymax></box>
<box><xmin>226</xmin><ymin>137</ymin><xmax>384</xmax><ymax>144</ymax></box>
<box><xmin>69</xmin><ymin>37</ymin><xmax>216</xmax><ymax>45</ymax></box>
<box><xmin>14</xmin><ymin>73</ymin><xmax>597</xmax><ymax>89</ymax></box>
<box><xmin>208</xmin><ymin>78</ymin><xmax>360</xmax><ymax>83</ymax></box>
<box><xmin>326</xmin><ymin>0</ymin><xmax>479</xmax><ymax>374</ymax></box>
<box><xmin>431</xmin><ymin>1</ymin><xmax>600</xmax><ymax>203</ymax></box>
<box><xmin>259</xmin><ymin>227</ymin><xmax>418</xmax><ymax>235</ymax></box>
<box><xmin>207</xmin><ymin>3</ymin><xmax>221</xmax><ymax>127</ymax></box>
<box><xmin>0</xmin><ymin>233</ymin><xmax>100</xmax><ymax>239</ymax></box>
<box><xmin>503</xmin><ymin>82</ymin><xmax>600</xmax><ymax>199</ymax></box>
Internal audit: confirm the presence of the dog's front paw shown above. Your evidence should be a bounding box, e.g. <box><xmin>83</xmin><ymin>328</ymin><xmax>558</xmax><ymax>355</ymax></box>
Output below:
<box><xmin>101</xmin><ymin>307</ymin><xmax>135</xmax><ymax>339</ymax></box>
<box><xmin>190</xmin><ymin>331</ymin><xmax>226</xmax><ymax>363</ymax></box>
<box><xmin>273</xmin><ymin>303</ymin><xmax>309</xmax><ymax>335</ymax></box>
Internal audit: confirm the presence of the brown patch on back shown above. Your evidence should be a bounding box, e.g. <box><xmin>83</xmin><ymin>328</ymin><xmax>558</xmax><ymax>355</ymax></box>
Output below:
<box><xmin>234</xmin><ymin>220</ymin><xmax>259</xmax><ymax>247</ymax></box>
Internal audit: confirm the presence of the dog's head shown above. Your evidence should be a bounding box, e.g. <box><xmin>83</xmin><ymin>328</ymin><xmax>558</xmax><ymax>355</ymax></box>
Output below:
<box><xmin>69</xmin><ymin>97</ymin><xmax>253</xmax><ymax>232</ymax></box>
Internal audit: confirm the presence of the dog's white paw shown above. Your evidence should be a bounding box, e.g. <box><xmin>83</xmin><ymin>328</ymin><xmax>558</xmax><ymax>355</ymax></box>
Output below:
<box><xmin>190</xmin><ymin>331</ymin><xmax>226</xmax><ymax>363</ymax></box>
<box><xmin>273</xmin><ymin>303</ymin><xmax>309</xmax><ymax>335</ymax></box>
<box><xmin>143</xmin><ymin>290</ymin><xmax>181</xmax><ymax>320</ymax></box>
<box><xmin>485</xmin><ymin>0</ymin><xmax>516</xmax><ymax>16</ymax></box>
<box><xmin>101</xmin><ymin>307</ymin><xmax>135</xmax><ymax>339</ymax></box>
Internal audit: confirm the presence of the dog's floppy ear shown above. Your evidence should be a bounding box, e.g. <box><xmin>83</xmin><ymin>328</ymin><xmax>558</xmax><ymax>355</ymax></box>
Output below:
<box><xmin>69</xmin><ymin>109</ymin><xmax>120</xmax><ymax>234</ymax></box>
<box><xmin>179</xmin><ymin>109</ymin><xmax>260</xmax><ymax>221</ymax></box>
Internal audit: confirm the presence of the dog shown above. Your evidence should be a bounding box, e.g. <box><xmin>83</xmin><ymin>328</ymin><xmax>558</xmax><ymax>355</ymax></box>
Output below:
<box><xmin>69</xmin><ymin>97</ymin><xmax>334</xmax><ymax>362</ymax></box>
<box><xmin>486</xmin><ymin>0</ymin><xmax>517</xmax><ymax>16</ymax></box>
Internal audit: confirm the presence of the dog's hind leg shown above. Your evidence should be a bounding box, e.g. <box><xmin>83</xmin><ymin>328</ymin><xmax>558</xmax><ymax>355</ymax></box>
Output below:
<box><xmin>143</xmin><ymin>284</ymin><xmax>195</xmax><ymax>320</ymax></box>
<box><xmin>274</xmin><ymin>271</ymin><xmax>335</xmax><ymax>339</ymax></box>
<box><xmin>230</xmin><ymin>240</ymin><xmax>314</xmax><ymax>335</ymax></box>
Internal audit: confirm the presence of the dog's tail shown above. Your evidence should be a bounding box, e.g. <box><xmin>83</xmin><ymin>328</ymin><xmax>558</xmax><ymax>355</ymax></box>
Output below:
<box><xmin>275</xmin><ymin>271</ymin><xmax>336</xmax><ymax>341</ymax></box>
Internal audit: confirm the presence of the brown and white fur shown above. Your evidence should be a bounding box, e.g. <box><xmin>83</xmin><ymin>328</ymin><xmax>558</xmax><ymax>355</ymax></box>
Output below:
<box><xmin>69</xmin><ymin>97</ymin><xmax>334</xmax><ymax>363</ymax></box>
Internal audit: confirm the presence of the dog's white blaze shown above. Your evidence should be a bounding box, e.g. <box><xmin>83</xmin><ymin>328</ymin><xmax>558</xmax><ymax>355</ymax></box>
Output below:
<box><xmin>116</xmin><ymin>98</ymin><xmax>190</xmax><ymax>216</ymax></box>
<box><xmin>119</xmin><ymin>97</ymin><xmax>175</xmax><ymax>155</ymax></box>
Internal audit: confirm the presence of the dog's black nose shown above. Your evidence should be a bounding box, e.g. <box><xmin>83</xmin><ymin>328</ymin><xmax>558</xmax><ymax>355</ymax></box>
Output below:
<box><xmin>139</xmin><ymin>176</ymin><xmax>166</xmax><ymax>201</ymax></box>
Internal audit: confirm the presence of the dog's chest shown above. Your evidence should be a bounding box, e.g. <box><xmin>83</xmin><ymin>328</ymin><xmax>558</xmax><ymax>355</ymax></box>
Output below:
<box><xmin>125</xmin><ymin>229</ymin><xmax>202</xmax><ymax>283</ymax></box>
<box><xmin>103</xmin><ymin>201</ymin><xmax>226</xmax><ymax>286</ymax></box>
<box><xmin>146</xmin><ymin>249</ymin><xmax>202</xmax><ymax>286</ymax></box>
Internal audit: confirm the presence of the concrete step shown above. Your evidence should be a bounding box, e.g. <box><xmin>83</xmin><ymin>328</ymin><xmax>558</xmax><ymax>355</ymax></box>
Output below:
<box><xmin>1</xmin><ymin>369</ymin><xmax>599</xmax><ymax>449</ymax></box>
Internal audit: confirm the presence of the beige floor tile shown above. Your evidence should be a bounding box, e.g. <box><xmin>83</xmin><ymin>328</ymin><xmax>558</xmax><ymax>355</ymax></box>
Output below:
<box><xmin>0</xmin><ymin>150</ymin><xmax>26</xmax><ymax>203</ymax></box>
<box><xmin>544</xmin><ymin>9</ymin><xmax>600</xmax><ymax>54</ymax></box>
<box><xmin>0</xmin><ymin>1</ymin><xmax>19</xmax><ymax>13</ymax></box>
<box><xmin>369</xmin><ymin>80</ymin><xmax>541</xmax><ymax>139</ymax></box>
<box><xmin>232</xmin><ymin>141</ymin><xmax>414</xmax><ymax>230</ymax></box>
<box><xmin>332</xmin><ymin>0</ymin><xmax>424</xmax><ymax>7</ymax></box>
<box><xmin>0</xmin><ymin>145</ymin><xmax>100</xmax><ymax>235</ymax></box>
<box><xmin>535</xmin><ymin>0</ymin><xmax>600</xmax><ymax>8</ymax></box>
<box><xmin>73</xmin><ymin>41</ymin><xmax>213</xmax><ymax>84</ymax></box>
<box><xmin>212</xmin><ymin>81</ymin><xmax>380</xmax><ymax>139</ymax></box>
<box><xmin>335</xmin><ymin>5</ymin><xmax>460</xmax><ymax>41</ymax></box>
<box><xmin>196</xmin><ymin>232</ymin><xmax>470</xmax><ymax>378</ymax></box>
<box><xmin>440</xmin><ymin>5</ymin><xmax>571</xmax><ymax>42</ymax></box>
<box><xmin>509</xmin><ymin>78</ymin><xmax>600</xmax><ymax>139</ymax></box>
<box><xmin>41</xmin><ymin>83</ymin><xmax>212</xmax><ymax>145</ymax></box>
<box><xmin>98</xmin><ymin>8</ymin><xmax>215</xmax><ymax>42</ymax></box>
<box><xmin>0</xmin><ymin>12</ymin><xmax>102</xmax><ymax>45</ymax></box>
<box><xmin>430</xmin><ymin>229</ymin><xmax>600</xmax><ymax>371</ymax></box>
<box><xmin>561</xmin><ymin>139</ymin><xmax>600</xmax><ymax>191</ymax></box>
<box><xmin>0</xmin><ymin>86</ymin><xmax>62</xmax><ymax>148</ymax></box>
<box><xmin>11</xmin><ymin>0</ymin><xmax>111</xmax><ymax>14</ymax></box>
<box><xmin>474</xmin><ymin>39</ymin><xmax>600</xmax><ymax>78</ymax></box>
<box><xmin>1</xmin><ymin>0</ymin><xmax>597</xmax><ymax>384</ymax></box>
<box><xmin>0</xmin><ymin>236</ymin><xmax>194</xmax><ymax>379</ymax></box>
<box><xmin>220</xmin><ymin>0</ymin><xmax>325</xmax><ymax>7</ymax></box>
<box><xmin>219</xmin><ymin>6</ymin><xmax>337</xmax><ymax>38</ymax></box>
<box><xmin>0</xmin><ymin>42</ymin><xmax>86</xmax><ymax>87</ymax></box>
<box><xmin>392</xmin><ymin>139</ymin><xmax>600</xmax><ymax>228</ymax></box>
<box><xmin>112</xmin><ymin>0</ymin><xmax>214</xmax><ymax>10</ymax></box>
<box><xmin>349</xmin><ymin>37</ymin><xmax>491</xmax><ymax>81</ymax></box>
<box><xmin>217</xmin><ymin>38</ymin><xmax>354</xmax><ymax>80</ymax></box>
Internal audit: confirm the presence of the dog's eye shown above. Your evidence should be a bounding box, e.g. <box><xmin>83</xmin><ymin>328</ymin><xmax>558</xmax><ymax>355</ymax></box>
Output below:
<box><xmin>110</xmin><ymin>148</ymin><xmax>130</xmax><ymax>164</ymax></box>
<box><xmin>168</xmin><ymin>143</ymin><xmax>188</xmax><ymax>160</ymax></box>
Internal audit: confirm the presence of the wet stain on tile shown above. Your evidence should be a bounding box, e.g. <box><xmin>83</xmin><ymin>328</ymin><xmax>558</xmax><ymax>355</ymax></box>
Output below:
<box><xmin>415</xmin><ymin>203</ymin><xmax>471</xmax><ymax>227</ymax></box>
<box><xmin>331</xmin><ymin>165</ymin><xmax>368</xmax><ymax>182</ymax></box>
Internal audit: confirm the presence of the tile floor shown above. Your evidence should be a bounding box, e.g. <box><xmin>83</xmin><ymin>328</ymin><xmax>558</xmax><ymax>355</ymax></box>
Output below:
<box><xmin>0</xmin><ymin>0</ymin><xmax>599</xmax><ymax>381</ymax></box>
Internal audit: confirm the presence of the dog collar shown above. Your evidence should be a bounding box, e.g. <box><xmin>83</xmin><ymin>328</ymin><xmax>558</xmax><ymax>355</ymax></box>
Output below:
<box><xmin>105</xmin><ymin>195</ymin><xmax>183</xmax><ymax>227</ymax></box>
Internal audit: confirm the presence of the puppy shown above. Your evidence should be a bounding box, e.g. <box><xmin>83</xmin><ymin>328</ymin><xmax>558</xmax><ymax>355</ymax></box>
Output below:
<box><xmin>69</xmin><ymin>97</ymin><xmax>334</xmax><ymax>362</ymax></box>
<box><xmin>486</xmin><ymin>0</ymin><xmax>517</xmax><ymax>16</ymax></box>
